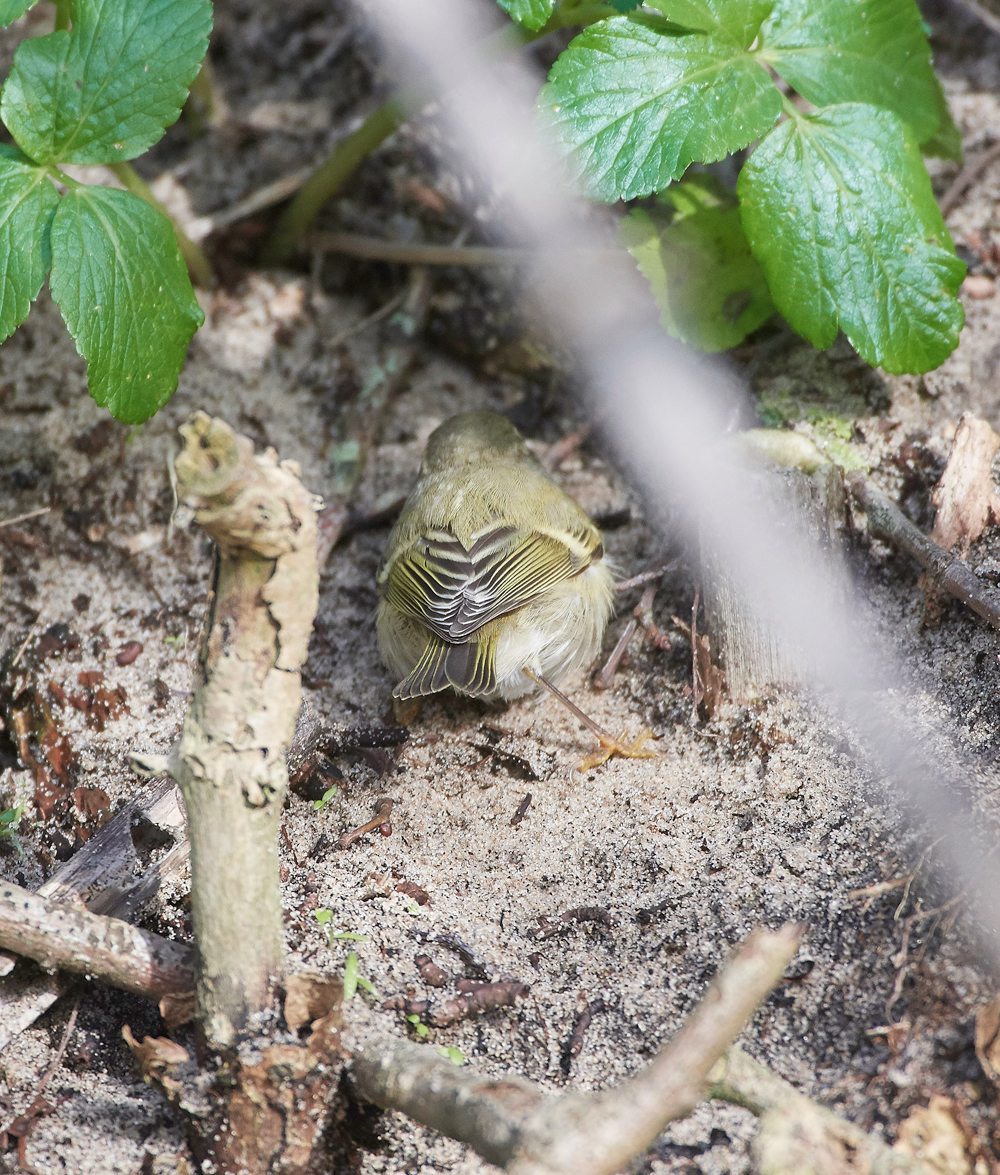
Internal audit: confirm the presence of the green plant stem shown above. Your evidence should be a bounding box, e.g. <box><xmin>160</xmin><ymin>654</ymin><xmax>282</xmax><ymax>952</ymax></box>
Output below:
<box><xmin>54</xmin><ymin>0</ymin><xmax>71</xmax><ymax>31</ymax></box>
<box><xmin>108</xmin><ymin>161</ymin><xmax>214</xmax><ymax>288</ymax></box>
<box><xmin>262</xmin><ymin>99</ymin><xmax>404</xmax><ymax>264</ymax></box>
<box><xmin>261</xmin><ymin>1</ymin><xmax>616</xmax><ymax>265</ymax></box>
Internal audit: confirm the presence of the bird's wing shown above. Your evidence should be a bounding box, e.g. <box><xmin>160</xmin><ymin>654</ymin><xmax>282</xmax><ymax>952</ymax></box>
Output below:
<box><xmin>383</xmin><ymin>523</ymin><xmax>599</xmax><ymax>642</ymax></box>
<box><xmin>392</xmin><ymin>631</ymin><xmax>498</xmax><ymax>700</ymax></box>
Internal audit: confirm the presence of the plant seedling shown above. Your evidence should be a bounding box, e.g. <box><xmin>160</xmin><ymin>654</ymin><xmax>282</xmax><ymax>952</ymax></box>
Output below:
<box><xmin>0</xmin><ymin>803</ymin><xmax>25</xmax><ymax>853</ymax></box>
<box><xmin>312</xmin><ymin>786</ymin><xmax>339</xmax><ymax>813</ymax></box>
<box><xmin>313</xmin><ymin>908</ymin><xmax>369</xmax><ymax>945</ymax></box>
<box><xmin>0</xmin><ymin>0</ymin><xmax>211</xmax><ymax>423</ymax></box>
<box><xmin>407</xmin><ymin>1013</ymin><xmax>430</xmax><ymax>1038</ymax></box>
<box><xmin>343</xmin><ymin>951</ymin><xmax>379</xmax><ymax>1000</ymax></box>
<box><xmin>436</xmin><ymin>1045</ymin><xmax>466</xmax><ymax>1065</ymax></box>
<box><xmin>497</xmin><ymin>0</ymin><xmax>967</xmax><ymax>373</ymax></box>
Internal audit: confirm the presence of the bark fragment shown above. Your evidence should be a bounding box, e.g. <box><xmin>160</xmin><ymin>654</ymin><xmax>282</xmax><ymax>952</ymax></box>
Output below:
<box><xmin>930</xmin><ymin>414</ymin><xmax>1000</xmax><ymax>555</ymax></box>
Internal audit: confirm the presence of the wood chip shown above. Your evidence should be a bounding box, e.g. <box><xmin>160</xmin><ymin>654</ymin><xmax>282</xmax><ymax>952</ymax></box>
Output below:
<box><xmin>930</xmin><ymin>413</ymin><xmax>1000</xmax><ymax>555</ymax></box>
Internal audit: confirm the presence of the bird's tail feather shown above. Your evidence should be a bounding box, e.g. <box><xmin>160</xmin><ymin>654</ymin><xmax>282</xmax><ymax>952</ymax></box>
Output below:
<box><xmin>393</xmin><ymin>633</ymin><xmax>497</xmax><ymax>699</ymax></box>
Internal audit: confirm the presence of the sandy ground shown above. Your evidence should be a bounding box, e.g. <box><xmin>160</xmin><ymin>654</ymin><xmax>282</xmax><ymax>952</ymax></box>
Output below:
<box><xmin>2</xmin><ymin>2</ymin><xmax>1000</xmax><ymax>1173</ymax></box>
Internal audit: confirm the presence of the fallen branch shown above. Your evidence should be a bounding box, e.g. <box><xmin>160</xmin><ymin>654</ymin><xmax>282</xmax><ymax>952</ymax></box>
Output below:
<box><xmin>848</xmin><ymin>473</ymin><xmax>1000</xmax><ymax>632</ymax></box>
<box><xmin>0</xmin><ymin>880</ymin><xmax>194</xmax><ymax>999</ymax></box>
<box><xmin>709</xmin><ymin>1046</ymin><xmax>931</xmax><ymax>1174</ymax></box>
<box><xmin>351</xmin><ymin>925</ymin><xmax>800</xmax><ymax>1175</ymax></box>
<box><xmin>0</xmin><ymin>776</ymin><xmax>188</xmax><ymax>1050</ymax></box>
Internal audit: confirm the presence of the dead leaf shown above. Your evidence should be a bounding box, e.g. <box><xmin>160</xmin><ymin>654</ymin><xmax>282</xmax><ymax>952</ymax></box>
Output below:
<box><xmin>158</xmin><ymin>992</ymin><xmax>196</xmax><ymax>1030</ymax></box>
<box><xmin>122</xmin><ymin>1025</ymin><xmax>190</xmax><ymax>1082</ymax></box>
<box><xmin>396</xmin><ymin>880</ymin><xmax>430</xmax><ymax>906</ymax></box>
<box><xmin>692</xmin><ymin>630</ymin><xmax>724</xmax><ymax>720</ymax></box>
<box><xmin>284</xmin><ymin>973</ymin><xmax>343</xmax><ymax>1039</ymax></box>
<box><xmin>894</xmin><ymin>1096</ymin><xmax>972</xmax><ymax>1175</ymax></box>
<box><xmin>974</xmin><ymin>993</ymin><xmax>1000</xmax><ymax>1083</ymax></box>
<box><xmin>930</xmin><ymin>414</ymin><xmax>1000</xmax><ymax>556</ymax></box>
<box><xmin>72</xmin><ymin>786</ymin><xmax>110</xmax><ymax>821</ymax></box>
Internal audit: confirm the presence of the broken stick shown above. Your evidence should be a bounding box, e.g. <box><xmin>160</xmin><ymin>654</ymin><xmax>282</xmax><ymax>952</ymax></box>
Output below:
<box><xmin>0</xmin><ymin>880</ymin><xmax>194</xmax><ymax>999</ymax></box>
<box><xmin>849</xmin><ymin>473</ymin><xmax>1000</xmax><ymax>632</ymax></box>
<box><xmin>352</xmin><ymin>925</ymin><xmax>801</xmax><ymax>1175</ymax></box>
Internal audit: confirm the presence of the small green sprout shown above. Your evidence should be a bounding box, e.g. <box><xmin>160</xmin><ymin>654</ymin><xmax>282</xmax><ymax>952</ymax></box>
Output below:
<box><xmin>343</xmin><ymin>952</ymin><xmax>379</xmax><ymax>1000</ymax></box>
<box><xmin>436</xmin><ymin>1046</ymin><xmax>465</xmax><ymax>1066</ymax></box>
<box><xmin>0</xmin><ymin>803</ymin><xmax>24</xmax><ymax>831</ymax></box>
<box><xmin>404</xmin><ymin>901</ymin><xmax>421</xmax><ymax>916</ymax></box>
<box><xmin>312</xmin><ymin>786</ymin><xmax>338</xmax><ymax>813</ymax></box>
<box><xmin>164</xmin><ymin>633</ymin><xmax>186</xmax><ymax>647</ymax></box>
<box><xmin>313</xmin><ymin>908</ymin><xmax>369</xmax><ymax>945</ymax></box>
<box><xmin>0</xmin><ymin>804</ymin><xmax>26</xmax><ymax>856</ymax></box>
<box><xmin>407</xmin><ymin>1013</ymin><xmax>429</xmax><ymax>1038</ymax></box>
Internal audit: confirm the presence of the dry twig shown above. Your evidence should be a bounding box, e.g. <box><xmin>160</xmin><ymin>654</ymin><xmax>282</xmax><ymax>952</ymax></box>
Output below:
<box><xmin>305</xmin><ymin>232</ymin><xmax>629</xmax><ymax>268</ymax></box>
<box><xmin>352</xmin><ymin>925</ymin><xmax>801</xmax><ymax>1175</ymax></box>
<box><xmin>849</xmin><ymin>473</ymin><xmax>1000</xmax><ymax>631</ymax></box>
<box><xmin>709</xmin><ymin>1046</ymin><xmax>931</xmax><ymax>1174</ymax></box>
<box><xmin>0</xmin><ymin>881</ymin><xmax>195</xmax><ymax>998</ymax></box>
<box><xmin>429</xmin><ymin>980</ymin><xmax>530</xmax><ymax>1027</ymax></box>
<box><xmin>939</xmin><ymin>139</ymin><xmax>1000</xmax><ymax>217</ymax></box>
<box><xmin>0</xmin><ymin>508</ymin><xmax>50</xmax><ymax>530</ymax></box>
<box><xmin>593</xmin><ymin>619</ymin><xmax>637</xmax><ymax>690</ymax></box>
<box><xmin>338</xmin><ymin>798</ymin><xmax>394</xmax><ymax>849</ymax></box>
<box><xmin>561</xmin><ymin>998</ymin><xmax>606</xmax><ymax>1075</ymax></box>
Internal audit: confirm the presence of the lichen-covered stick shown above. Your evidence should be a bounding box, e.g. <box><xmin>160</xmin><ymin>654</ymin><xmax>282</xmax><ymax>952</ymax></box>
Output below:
<box><xmin>0</xmin><ymin>880</ymin><xmax>194</xmax><ymax>999</ymax></box>
<box><xmin>132</xmin><ymin>411</ymin><xmax>321</xmax><ymax>1050</ymax></box>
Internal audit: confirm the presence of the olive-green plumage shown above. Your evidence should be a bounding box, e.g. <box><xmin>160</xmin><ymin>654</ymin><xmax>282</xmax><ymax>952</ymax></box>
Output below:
<box><xmin>376</xmin><ymin>410</ymin><xmax>615</xmax><ymax>702</ymax></box>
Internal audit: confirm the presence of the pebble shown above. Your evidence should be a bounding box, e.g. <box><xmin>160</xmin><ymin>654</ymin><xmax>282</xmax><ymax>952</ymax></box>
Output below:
<box><xmin>962</xmin><ymin>274</ymin><xmax>996</xmax><ymax>299</ymax></box>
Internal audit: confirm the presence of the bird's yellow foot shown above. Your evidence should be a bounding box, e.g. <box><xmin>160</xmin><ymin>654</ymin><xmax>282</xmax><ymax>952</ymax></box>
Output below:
<box><xmin>577</xmin><ymin>728</ymin><xmax>656</xmax><ymax>772</ymax></box>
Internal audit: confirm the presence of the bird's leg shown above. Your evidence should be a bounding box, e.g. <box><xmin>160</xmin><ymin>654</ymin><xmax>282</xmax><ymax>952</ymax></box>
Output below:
<box><xmin>523</xmin><ymin>669</ymin><xmax>655</xmax><ymax>772</ymax></box>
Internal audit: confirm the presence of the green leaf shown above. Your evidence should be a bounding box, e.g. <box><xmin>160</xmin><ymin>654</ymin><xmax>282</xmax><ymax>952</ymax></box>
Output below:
<box><xmin>0</xmin><ymin>803</ymin><xmax>24</xmax><ymax>830</ymax></box>
<box><xmin>0</xmin><ymin>154</ymin><xmax>58</xmax><ymax>345</ymax></box>
<box><xmin>314</xmin><ymin>908</ymin><xmax>333</xmax><ymax>926</ymax></box>
<box><xmin>329</xmin><ymin>930</ymin><xmax>369</xmax><ymax>942</ymax></box>
<box><xmin>48</xmin><ymin>186</ymin><xmax>204</xmax><ymax>423</ymax></box>
<box><xmin>0</xmin><ymin>0</ymin><xmax>36</xmax><ymax>28</ymax></box>
<box><xmin>497</xmin><ymin>0</ymin><xmax>552</xmax><ymax>31</ymax></box>
<box><xmin>356</xmin><ymin>973</ymin><xmax>379</xmax><ymax>998</ymax></box>
<box><xmin>2</xmin><ymin>0</ymin><xmax>212</xmax><ymax>165</ymax></box>
<box><xmin>762</xmin><ymin>0</ymin><xmax>941</xmax><ymax>144</ymax></box>
<box><xmin>738</xmin><ymin>104</ymin><xmax>966</xmax><ymax>374</ymax></box>
<box><xmin>436</xmin><ymin>1045</ymin><xmax>466</xmax><ymax>1065</ymax></box>
<box><xmin>621</xmin><ymin>175</ymin><xmax>774</xmax><ymax>351</ymax></box>
<box><xmin>607</xmin><ymin>0</ymin><xmax>642</xmax><ymax>9</ymax></box>
<box><xmin>540</xmin><ymin>3</ymin><xmax>781</xmax><ymax>202</ymax></box>
<box><xmin>343</xmin><ymin>952</ymin><xmax>359</xmax><ymax>1000</ymax></box>
<box><xmin>312</xmin><ymin>785</ymin><xmax>338</xmax><ymax>812</ymax></box>
<box><xmin>922</xmin><ymin>75</ymin><xmax>963</xmax><ymax>163</ymax></box>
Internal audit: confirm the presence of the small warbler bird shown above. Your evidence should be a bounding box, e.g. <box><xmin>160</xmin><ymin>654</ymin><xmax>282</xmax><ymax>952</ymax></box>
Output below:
<box><xmin>376</xmin><ymin>410</ymin><xmax>654</xmax><ymax>769</ymax></box>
